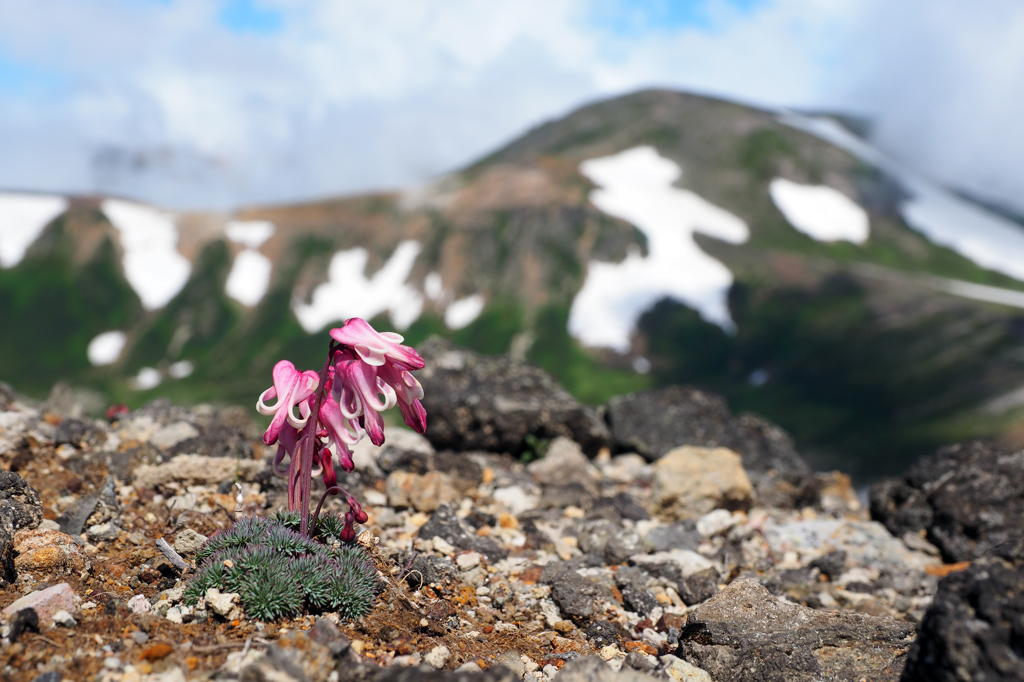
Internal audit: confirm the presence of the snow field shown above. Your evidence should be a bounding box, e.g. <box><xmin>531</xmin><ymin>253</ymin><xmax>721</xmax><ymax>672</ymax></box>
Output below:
<box><xmin>101</xmin><ymin>200</ymin><xmax>192</xmax><ymax>310</ymax></box>
<box><xmin>0</xmin><ymin>193</ymin><xmax>68</xmax><ymax>268</ymax></box>
<box><xmin>293</xmin><ymin>241</ymin><xmax>424</xmax><ymax>332</ymax></box>
<box><xmin>770</xmin><ymin>178</ymin><xmax>869</xmax><ymax>244</ymax></box>
<box><xmin>569</xmin><ymin>146</ymin><xmax>749</xmax><ymax>352</ymax></box>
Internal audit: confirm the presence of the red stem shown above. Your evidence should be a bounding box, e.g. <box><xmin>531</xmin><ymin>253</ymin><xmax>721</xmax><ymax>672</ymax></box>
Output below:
<box><xmin>298</xmin><ymin>349</ymin><xmax>335</xmax><ymax>538</ymax></box>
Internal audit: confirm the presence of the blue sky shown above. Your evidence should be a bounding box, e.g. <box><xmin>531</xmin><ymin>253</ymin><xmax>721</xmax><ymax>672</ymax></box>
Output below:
<box><xmin>0</xmin><ymin>0</ymin><xmax>1022</xmax><ymax>212</ymax></box>
<box><xmin>219</xmin><ymin>0</ymin><xmax>284</xmax><ymax>33</ymax></box>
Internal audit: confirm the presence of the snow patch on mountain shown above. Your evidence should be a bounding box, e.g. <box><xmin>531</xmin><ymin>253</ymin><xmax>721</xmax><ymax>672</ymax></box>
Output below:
<box><xmin>0</xmin><ymin>192</ymin><xmax>68</xmax><ymax>267</ymax></box>
<box><xmin>225</xmin><ymin>249</ymin><xmax>273</xmax><ymax>307</ymax></box>
<box><xmin>770</xmin><ymin>179</ymin><xmax>869</xmax><ymax>243</ymax></box>
<box><xmin>87</xmin><ymin>331</ymin><xmax>127</xmax><ymax>366</ymax></box>
<box><xmin>224</xmin><ymin>221</ymin><xmax>275</xmax><ymax>306</ymax></box>
<box><xmin>225</xmin><ymin>220</ymin><xmax>274</xmax><ymax>248</ymax></box>
<box><xmin>569</xmin><ymin>146</ymin><xmax>749</xmax><ymax>352</ymax></box>
<box><xmin>293</xmin><ymin>241</ymin><xmax>423</xmax><ymax>333</ymax></box>
<box><xmin>781</xmin><ymin>113</ymin><xmax>1024</xmax><ymax>282</ymax></box>
<box><xmin>101</xmin><ymin>199</ymin><xmax>192</xmax><ymax>309</ymax></box>
<box><xmin>445</xmin><ymin>295</ymin><xmax>485</xmax><ymax>329</ymax></box>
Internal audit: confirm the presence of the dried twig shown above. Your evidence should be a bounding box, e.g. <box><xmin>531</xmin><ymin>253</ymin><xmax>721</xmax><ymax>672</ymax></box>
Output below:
<box><xmin>156</xmin><ymin>537</ymin><xmax>190</xmax><ymax>573</ymax></box>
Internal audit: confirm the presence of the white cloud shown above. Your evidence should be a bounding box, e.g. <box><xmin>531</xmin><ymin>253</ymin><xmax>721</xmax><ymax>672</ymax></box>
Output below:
<box><xmin>0</xmin><ymin>0</ymin><xmax>1022</xmax><ymax>215</ymax></box>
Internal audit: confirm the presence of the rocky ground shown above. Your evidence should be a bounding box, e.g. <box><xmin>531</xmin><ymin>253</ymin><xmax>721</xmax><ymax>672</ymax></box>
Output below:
<box><xmin>0</xmin><ymin>339</ymin><xmax>1021</xmax><ymax>681</ymax></box>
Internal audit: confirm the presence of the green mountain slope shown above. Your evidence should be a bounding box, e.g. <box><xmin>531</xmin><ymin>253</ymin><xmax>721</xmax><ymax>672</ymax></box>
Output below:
<box><xmin>3</xmin><ymin>89</ymin><xmax>1024</xmax><ymax>481</ymax></box>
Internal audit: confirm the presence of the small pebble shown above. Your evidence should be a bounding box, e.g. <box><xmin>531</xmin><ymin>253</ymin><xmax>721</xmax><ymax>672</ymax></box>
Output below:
<box><xmin>51</xmin><ymin>610</ymin><xmax>76</xmax><ymax>627</ymax></box>
<box><xmin>425</xmin><ymin>645</ymin><xmax>450</xmax><ymax>669</ymax></box>
<box><xmin>132</xmin><ymin>631</ymin><xmax>150</xmax><ymax>645</ymax></box>
<box><xmin>456</xmin><ymin>552</ymin><xmax>481</xmax><ymax>570</ymax></box>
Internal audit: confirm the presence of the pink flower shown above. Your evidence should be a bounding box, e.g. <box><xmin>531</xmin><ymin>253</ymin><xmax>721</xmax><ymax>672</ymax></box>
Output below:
<box><xmin>330</xmin><ymin>318</ymin><xmax>425</xmax><ymax>369</ymax></box>
<box><xmin>257</xmin><ymin>360</ymin><xmax>320</xmax><ymax>445</ymax></box>
<box><xmin>333</xmin><ymin>354</ymin><xmax>396</xmax><ymax>446</ymax></box>
<box><xmin>319</xmin><ymin>395</ymin><xmax>362</xmax><ymax>472</ymax></box>
<box><xmin>377</xmin><ymin>361</ymin><xmax>427</xmax><ymax>433</ymax></box>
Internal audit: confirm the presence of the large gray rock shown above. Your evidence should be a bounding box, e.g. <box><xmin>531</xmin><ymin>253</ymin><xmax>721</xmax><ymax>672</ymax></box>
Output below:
<box><xmin>605</xmin><ymin>387</ymin><xmax>810</xmax><ymax>507</ymax></box>
<box><xmin>417</xmin><ymin>337</ymin><xmax>609</xmax><ymax>456</ymax></box>
<box><xmin>903</xmin><ymin>559</ymin><xmax>1024</xmax><ymax>682</ymax></box>
<box><xmin>870</xmin><ymin>441</ymin><xmax>1024</xmax><ymax>564</ymax></box>
<box><xmin>680</xmin><ymin>579</ymin><xmax>914</xmax><ymax>682</ymax></box>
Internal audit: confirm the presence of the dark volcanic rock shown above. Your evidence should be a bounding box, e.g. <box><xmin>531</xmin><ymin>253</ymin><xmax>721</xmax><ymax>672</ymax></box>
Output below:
<box><xmin>677</xmin><ymin>567</ymin><xmax>719</xmax><ymax>606</ymax></box>
<box><xmin>589</xmin><ymin>493</ymin><xmax>650</xmax><ymax>522</ymax></box>
<box><xmin>369</xmin><ymin>665</ymin><xmax>518</xmax><ymax>681</ymax></box>
<box><xmin>55</xmin><ymin>495</ymin><xmax>99</xmax><ymax>536</ymax></box>
<box><xmin>605</xmin><ymin>386</ymin><xmax>811</xmax><ymax>507</ymax></box>
<box><xmin>0</xmin><ymin>527</ymin><xmax>15</xmax><ymax>585</ymax></box>
<box><xmin>583</xmin><ymin>620</ymin><xmax>621</xmax><ymax>647</ymax></box>
<box><xmin>870</xmin><ymin>441</ymin><xmax>1024</xmax><ymax>564</ymax></box>
<box><xmin>903</xmin><ymin>559</ymin><xmax>1024</xmax><ymax>682</ymax></box>
<box><xmin>54</xmin><ymin>418</ymin><xmax>105</xmax><ymax>449</ymax></box>
<box><xmin>605</xmin><ymin>387</ymin><xmax>806</xmax><ymax>472</ymax></box>
<box><xmin>405</xmin><ymin>555</ymin><xmax>458</xmax><ymax>589</ymax></box>
<box><xmin>168</xmin><ymin>424</ymin><xmax>254</xmax><ymax>459</ymax></box>
<box><xmin>550</xmin><ymin>568</ymin><xmax>613</xmax><ymax>622</ymax></box>
<box><xmin>681</xmin><ymin>580</ymin><xmax>914</xmax><ymax>682</ymax></box>
<box><xmin>416</xmin><ymin>337</ymin><xmax>610</xmax><ymax>456</ymax></box>
<box><xmin>616</xmin><ymin>566</ymin><xmax>658</xmax><ymax>616</ymax></box>
<box><xmin>644</xmin><ymin>522</ymin><xmax>700</xmax><ymax>553</ymax></box>
<box><xmin>0</xmin><ymin>470</ymin><xmax>42</xmax><ymax>533</ymax></box>
<box><xmin>416</xmin><ymin>504</ymin><xmax>506</xmax><ymax>562</ymax></box>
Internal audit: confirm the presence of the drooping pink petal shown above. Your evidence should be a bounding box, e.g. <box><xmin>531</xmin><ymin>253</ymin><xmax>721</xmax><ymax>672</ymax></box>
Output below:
<box><xmin>330</xmin><ymin>317</ymin><xmax>425</xmax><ymax>369</ymax></box>
<box><xmin>335</xmin><ymin>440</ymin><xmax>355</xmax><ymax>473</ymax></box>
<box><xmin>378</xmin><ymin>361</ymin><xmax>428</xmax><ymax>433</ymax></box>
<box><xmin>362</xmin><ymin>405</ymin><xmax>385</xmax><ymax>446</ymax></box>
<box><xmin>398</xmin><ymin>398</ymin><xmax>428</xmax><ymax>434</ymax></box>
<box><xmin>256</xmin><ymin>360</ymin><xmax>319</xmax><ymax>445</ymax></box>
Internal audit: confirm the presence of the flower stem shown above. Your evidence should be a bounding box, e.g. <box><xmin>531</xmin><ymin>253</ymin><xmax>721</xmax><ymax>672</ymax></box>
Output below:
<box><xmin>298</xmin><ymin>346</ymin><xmax>335</xmax><ymax>538</ymax></box>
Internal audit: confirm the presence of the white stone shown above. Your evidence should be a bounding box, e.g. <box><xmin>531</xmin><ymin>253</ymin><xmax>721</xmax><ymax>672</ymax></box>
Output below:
<box><xmin>456</xmin><ymin>552</ymin><xmax>481</xmax><ymax>570</ymax></box>
<box><xmin>165</xmin><ymin>606</ymin><xmax>183</xmax><ymax>624</ymax></box>
<box><xmin>630</xmin><ymin>549</ymin><xmax>718</xmax><ymax>577</ymax></box>
<box><xmin>763</xmin><ymin>519</ymin><xmax>940</xmax><ymax>572</ymax></box>
<box><xmin>204</xmin><ymin>588</ymin><xmax>240</xmax><ymax>617</ymax></box>
<box><xmin>697</xmin><ymin>509</ymin><xmax>737</xmax><ymax>537</ymax></box>
<box><xmin>432</xmin><ymin>536</ymin><xmax>455</xmax><ymax>555</ymax></box>
<box><xmin>150</xmin><ymin>421</ymin><xmax>200</xmax><ymax>449</ymax></box>
<box><xmin>492</xmin><ymin>485</ymin><xmax>538</xmax><ymax>515</ymax></box>
<box><xmin>127</xmin><ymin>594</ymin><xmax>152</xmax><ymax>614</ymax></box>
<box><xmin>660</xmin><ymin>654</ymin><xmax>713</xmax><ymax>681</ymax></box>
<box><xmin>425</xmin><ymin>645</ymin><xmax>450</xmax><ymax>669</ymax></box>
<box><xmin>51</xmin><ymin>609</ymin><xmax>77</xmax><ymax>627</ymax></box>
<box><xmin>133</xmin><ymin>454</ymin><xmax>263</xmax><ymax>487</ymax></box>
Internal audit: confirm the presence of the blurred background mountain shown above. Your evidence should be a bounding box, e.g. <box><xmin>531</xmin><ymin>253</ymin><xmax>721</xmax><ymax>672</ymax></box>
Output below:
<box><xmin>3</xmin><ymin>1</ymin><xmax>1024</xmax><ymax>483</ymax></box>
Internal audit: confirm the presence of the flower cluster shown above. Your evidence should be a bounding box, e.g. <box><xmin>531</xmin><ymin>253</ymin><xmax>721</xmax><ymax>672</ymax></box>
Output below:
<box><xmin>257</xmin><ymin>318</ymin><xmax>427</xmax><ymax>538</ymax></box>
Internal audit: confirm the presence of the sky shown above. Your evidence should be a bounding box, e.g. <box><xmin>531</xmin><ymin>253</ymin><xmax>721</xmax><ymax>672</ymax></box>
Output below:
<box><xmin>0</xmin><ymin>0</ymin><xmax>1023</xmax><ymax>213</ymax></box>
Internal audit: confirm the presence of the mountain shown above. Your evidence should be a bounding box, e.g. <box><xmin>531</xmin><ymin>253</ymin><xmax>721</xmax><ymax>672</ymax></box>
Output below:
<box><xmin>4</xmin><ymin>89</ymin><xmax>1024</xmax><ymax>481</ymax></box>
